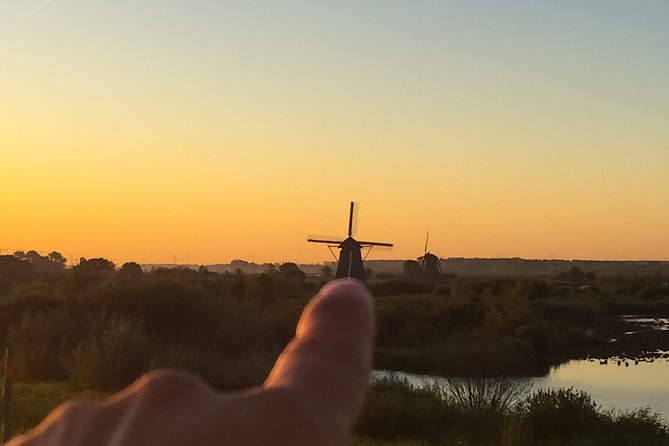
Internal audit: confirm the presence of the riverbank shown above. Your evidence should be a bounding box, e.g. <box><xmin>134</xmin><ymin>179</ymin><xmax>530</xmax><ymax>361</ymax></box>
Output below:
<box><xmin>356</xmin><ymin>378</ymin><xmax>669</xmax><ymax>446</ymax></box>
<box><xmin>551</xmin><ymin>315</ymin><xmax>669</xmax><ymax>364</ymax></box>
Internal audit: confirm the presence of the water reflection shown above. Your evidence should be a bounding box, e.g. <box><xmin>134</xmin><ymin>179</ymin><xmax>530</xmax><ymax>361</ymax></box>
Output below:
<box><xmin>620</xmin><ymin>315</ymin><xmax>669</xmax><ymax>331</ymax></box>
<box><xmin>534</xmin><ymin>358</ymin><xmax>669</xmax><ymax>420</ymax></box>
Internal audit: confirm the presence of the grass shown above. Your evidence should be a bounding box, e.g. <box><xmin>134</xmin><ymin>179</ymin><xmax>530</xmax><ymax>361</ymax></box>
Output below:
<box><xmin>6</xmin><ymin>382</ymin><xmax>106</xmax><ymax>437</ymax></box>
<box><xmin>356</xmin><ymin>379</ymin><xmax>669</xmax><ymax>446</ymax></box>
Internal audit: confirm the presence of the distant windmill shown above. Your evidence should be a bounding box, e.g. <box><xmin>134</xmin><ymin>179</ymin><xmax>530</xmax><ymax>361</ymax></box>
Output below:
<box><xmin>308</xmin><ymin>202</ymin><xmax>393</xmax><ymax>280</ymax></box>
<box><xmin>417</xmin><ymin>231</ymin><xmax>442</xmax><ymax>279</ymax></box>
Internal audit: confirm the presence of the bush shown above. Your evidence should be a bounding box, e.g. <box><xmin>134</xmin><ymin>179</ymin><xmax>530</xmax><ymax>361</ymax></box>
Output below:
<box><xmin>356</xmin><ymin>379</ymin><xmax>453</xmax><ymax>441</ymax></box>
<box><xmin>8</xmin><ymin>309</ymin><xmax>85</xmax><ymax>381</ymax></box>
<box><xmin>149</xmin><ymin>346</ymin><xmax>274</xmax><ymax>390</ymax></box>
<box><xmin>600</xmin><ymin>408</ymin><xmax>669</xmax><ymax>445</ymax></box>
<box><xmin>68</xmin><ymin>314</ymin><xmax>157</xmax><ymax>391</ymax></box>
<box><xmin>520</xmin><ymin>388</ymin><xmax>602</xmax><ymax>441</ymax></box>
<box><xmin>442</xmin><ymin>378</ymin><xmax>530</xmax><ymax>413</ymax></box>
<box><xmin>370</xmin><ymin>280</ymin><xmax>434</xmax><ymax>297</ymax></box>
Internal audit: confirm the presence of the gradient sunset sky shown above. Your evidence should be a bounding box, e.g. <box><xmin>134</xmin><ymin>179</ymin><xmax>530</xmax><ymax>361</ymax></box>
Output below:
<box><xmin>2</xmin><ymin>1</ymin><xmax>668</xmax><ymax>264</ymax></box>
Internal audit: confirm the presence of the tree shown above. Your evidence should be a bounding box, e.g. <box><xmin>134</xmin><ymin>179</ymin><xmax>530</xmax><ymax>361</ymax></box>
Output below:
<box><xmin>403</xmin><ymin>260</ymin><xmax>422</xmax><ymax>279</ymax></box>
<box><xmin>321</xmin><ymin>266</ymin><xmax>333</xmax><ymax>281</ymax></box>
<box><xmin>14</xmin><ymin>250</ymin><xmax>66</xmax><ymax>276</ymax></box>
<box><xmin>120</xmin><ymin>262</ymin><xmax>144</xmax><ymax>279</ymax></box>
<box><xmin>75</xmin><ymin>258</ymin><xmax>116</xmax><ymax>278</ymax></box>
<box><xmin>48</xmin><ymin>251</ymin><xmax>67</xmax><ymax>265</ymax></box>
<box><xmin>568</xmin><ymin>266</ymin><xmax>585</xmax><ymax>283</ymax></box>
<box><xmin>0</xmin><ymin>255</ymin><xmax>33</xmax><ymax>290</ymax></box>
<box><xmin>198</xmin><ymin>265</ymin><xmax>210</xmax><ymax>274</ymax></box>
<box><xmin>230</xmin><ymin>259</ymin><xmax>252</xmax><ymax>273</ymax></box>
<box><xmin>279</xmin><ymin>263</ymin><xmax>305</xmax><ymax>280</ymax></box>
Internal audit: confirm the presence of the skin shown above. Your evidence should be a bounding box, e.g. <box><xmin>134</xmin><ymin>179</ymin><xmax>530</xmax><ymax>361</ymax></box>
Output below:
<box><xmin>8</xmin><ymin>279</ymin><xmax>375</xmax><ymax>446</ymax></box>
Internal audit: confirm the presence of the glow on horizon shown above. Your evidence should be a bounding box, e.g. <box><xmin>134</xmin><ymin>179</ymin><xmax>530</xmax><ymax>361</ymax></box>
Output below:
<box><xmin>1</xmin><ymin>1</ymin><xmax>669</xmax><ymax>265</ymax></box>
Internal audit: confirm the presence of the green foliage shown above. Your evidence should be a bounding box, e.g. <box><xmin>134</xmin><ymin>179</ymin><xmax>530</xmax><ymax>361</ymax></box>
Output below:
<box><xmin>537</xmin><ymin>298</ymin><xmax>602</xmax><ymax>322</ymax></box>
<box><xmin>402</xmin><ymin>260</ymin><xmax>422</xmax><ymax>279</ymax></box>
<box><xmin>68</xmin><ymin>314</ymin><xmax>157</xmax><ymax>391</ymax></box>
<box><xmin>519</xmin><ymin>388</ymin><xmax>602</xmax><ymax>441</ymax></box>
<box><xmin>149</xmin><ymin>346</ymin><xmax>274</xmax><ymax>390</ymax></box>
<box><xmin>7</xmin><ymin>383</ymin><xmax>106</xmax><ymax>437</ymax></box>
<box><xmin>356</xmin><ymin>381</ymin><xmax>669</xmax><ymax>446</ymax></box>
<box><xmin>8</xmin><ymin>309</ymin><xmax>85</xmax><ymax>381</ymax></box>
<box><xmin>356</xmin><ymin>379</ymin><xmax>455</xmax><ymax>441</ymax></box>
<box><xmin>119</xmin><ymin>262</ymin><xmax>143</xmax><ymax>279</ymax></box>
<box><xmin>442</xmin><ymin>378</ymin><xmax>530</xmax><ymax>413</ymax></box>
<box><xmin>370</xmin><ymin>280</ymin><xmax>433</xmax><ymax>297</ymax></box>
<box><xmin>601</xmin><ymin>408</ymin><xmax>669</xmax><ymax>445</ymax></box>
<box><xmin>0</xmin><ymin>261</ymin><xmax>314</xmax><ymax>392</ymax></box>
<box><xmin>0</xmin><ymin>256</ymin><xmax>33</xmax><ymax>293</ymax></box>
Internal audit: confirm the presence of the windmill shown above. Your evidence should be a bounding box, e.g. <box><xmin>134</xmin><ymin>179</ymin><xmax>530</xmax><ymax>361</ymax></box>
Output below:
<box><xmin>417</xmin><ymin>231</ymin><xmax>442</xmax><ymax>280</ymax></box>
<box><xmin>308</xmin><ymin>202</ymin><xmax>393</xmax><ymax>280</ymax></box>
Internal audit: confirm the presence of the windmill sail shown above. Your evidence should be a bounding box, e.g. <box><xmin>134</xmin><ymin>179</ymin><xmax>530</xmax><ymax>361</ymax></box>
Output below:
<box><xmin>308</xmin><ymin>201</ymin><xmax>393</xmax><ymax>281</ymax></box>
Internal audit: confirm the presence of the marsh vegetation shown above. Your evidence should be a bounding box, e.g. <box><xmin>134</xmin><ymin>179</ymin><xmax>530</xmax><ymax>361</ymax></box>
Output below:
<box><xmin>1</xmin><ymin>252</ymin><xmax>669</xmax><ymax>443</ymax></box>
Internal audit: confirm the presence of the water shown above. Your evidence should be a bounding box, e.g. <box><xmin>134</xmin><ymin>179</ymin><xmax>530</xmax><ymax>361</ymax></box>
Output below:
<box><xmin>375</xmin><ymin>357</ymin><xmax>669</xmax><ymax>421</ymax></box>
<box><xmin>620</xmin><ymin>315</ymin><xmax>669</xmax><ymax>332</ymax></box>
<box><xmin>533</xmin><ymin>357</ymin><xmax>669</xmax><ymax>419</ymax></box>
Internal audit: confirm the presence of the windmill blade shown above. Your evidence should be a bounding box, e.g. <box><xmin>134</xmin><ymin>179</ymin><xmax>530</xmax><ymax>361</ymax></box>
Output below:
<box><xmin>358</xmin><ymin>240</ymin><xmax>393</xmax><ymax>247</ymax></box>
<box><xmin>362</xmin><ymin>244</ymin><xmax>393</xmax><ymax>261</ymax></box>
<box><xmin>424</xmin><ymin>231</ymin><xmax>430</xmax><ymax>256</ymax></box>
<box><xmin>307</xmin><ymin>238</ymin><xmax>344</xmax><ymax>244</ymax></box>
<box><xmin>346</xmin><ymin>201</ymin><xmax>360</xmax><ymax>237</ymax></box>
<box><xmin>350</xmin><ymin>201</ymin><xmax>360</xmax><ymax>238</ymax></box>
<box><xmin>308</xmin><ymin>233</ymin><xmax>344</xmax><ymax>242</ymax></box>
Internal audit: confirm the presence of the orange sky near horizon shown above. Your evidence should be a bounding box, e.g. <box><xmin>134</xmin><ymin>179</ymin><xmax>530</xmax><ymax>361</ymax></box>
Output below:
<box><xmin>2</xmin><ymin>1</ymin><xmax>669</xmax><ymax>265</ymax></box>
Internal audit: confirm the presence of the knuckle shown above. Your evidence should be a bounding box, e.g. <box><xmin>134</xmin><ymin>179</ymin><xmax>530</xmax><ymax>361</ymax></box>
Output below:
<box><xmin>51</xmin><ymin>399</ymin><xmax>97</xmax><ymax>422</ymax></box>
<box><xmin>136</xmin><ymin>369</ymin><xmax>205</xmax><ymax>404</ymax></box>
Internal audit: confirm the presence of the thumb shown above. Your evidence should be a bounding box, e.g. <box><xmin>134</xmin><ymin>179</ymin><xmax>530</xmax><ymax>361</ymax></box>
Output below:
<box><xmin>264</xmin><ymin>279</ymin><xmax>375</xmax><ymax>431</ymax></box>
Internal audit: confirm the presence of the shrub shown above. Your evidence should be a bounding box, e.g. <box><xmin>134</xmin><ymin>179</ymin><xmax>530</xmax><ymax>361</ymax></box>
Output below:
<box><xmin>68</xmin><ymin>314</ymin><xmax>157</xmax><ymax>391</ymax></box>
<box><xmin>149</xmin><ymin>346</ymin><xmax>274</xmax><ymax>390</ymax></box>
<box><xmin>600</xmin><ymin>408</ymin><xmax>669</xmax><ymax>444</ymax></box>
<box><xmin>356</xmin><ymin>379</ymin><xmax>453</xmax><ymax>441</ymax></box>
<box><xmin>8</xmin><ymin>309</ymin><xmax>85</xmax><ymax>381</ymax></box>
<box><xmin>520</xmin><ymin>388</ymin><xmax>603</xmax><ymax>441</ymax></box>
<box><xmin>370</xmin><ymin>280</ymin><xmax>434</xmax><ymax>297</ymax></box>
<box><xmin>442</xmin><ymin>378</ymin><xmax>530</xmax><ymax>413</ymax></box>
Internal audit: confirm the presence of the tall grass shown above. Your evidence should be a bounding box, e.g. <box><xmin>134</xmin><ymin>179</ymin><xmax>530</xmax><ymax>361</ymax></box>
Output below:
<box><xmin>356</xmin><ymin>379</ymin><xmax>669</xmax><ymax>446</ymax></box>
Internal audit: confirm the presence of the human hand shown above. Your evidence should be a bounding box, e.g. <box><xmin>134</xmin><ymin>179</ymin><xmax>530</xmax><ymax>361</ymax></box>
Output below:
<box><xmin>9</xmin><ymin>279</ymin><xmax>375</xmax><ymax>446</ymax></box>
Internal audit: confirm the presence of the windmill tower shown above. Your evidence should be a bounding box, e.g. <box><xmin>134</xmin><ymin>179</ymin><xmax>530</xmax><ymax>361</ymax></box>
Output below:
<box><xmin>308</xmin><ymin>202</ymin><xmax>393</xmax><ymax>281</ymax></box>
<box><xmin>417</xmin><ymin>231</ymin><xmax>442</xmax><ymax>280</ymax></box>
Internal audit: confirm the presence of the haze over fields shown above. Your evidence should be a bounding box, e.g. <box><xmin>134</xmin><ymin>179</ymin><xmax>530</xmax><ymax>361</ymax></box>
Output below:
<box><xmin>2</xmin><ymin>1</ymin><xmax>668</xmax><ymax>264</ymax></box>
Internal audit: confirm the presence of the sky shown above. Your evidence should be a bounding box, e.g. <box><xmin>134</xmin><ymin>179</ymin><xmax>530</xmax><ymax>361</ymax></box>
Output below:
<box><xmin>1</xmin><ymin>1</ymin><xmax>668</xmax><ymax>265</ymax></box>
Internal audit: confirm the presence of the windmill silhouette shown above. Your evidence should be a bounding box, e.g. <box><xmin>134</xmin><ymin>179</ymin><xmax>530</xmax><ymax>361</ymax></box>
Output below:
<box><xmin>308</xmin><ymin>202</ymin><xmax>393</xmax><ymax>280</ymax></box>
<box><xmin>417</xmin><ymin>231</ymin><xmax>442</xmax><ymax>280</ymax></box>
